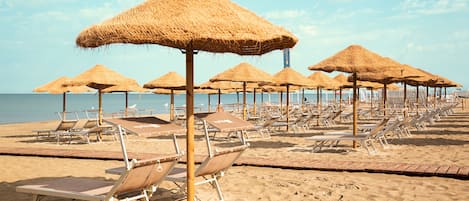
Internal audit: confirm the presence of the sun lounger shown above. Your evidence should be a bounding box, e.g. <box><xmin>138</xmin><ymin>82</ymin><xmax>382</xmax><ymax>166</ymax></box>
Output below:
<box><xmin>104</xmin><ymin>116</ymin><xmax>186</xmax><ymax>137</ymax></box>
<box><xmin>33</xmin><ymin>112</ymin><xmax>80</xmax><ymax>139</ymax></box>
<box><xmin>306</xmin><ymin>117</ymin><xmax>390</xmax><ymax>154</ymax></box>
<box><xmin>166</xmin><ymin>122</ymin><xmax>249</xmax><ymax>201</ymax></box>
<box><xmin>195</xmin><ymin>111</ymin><xmax>256</xmax><ymax>141</ymax></box>
<box><xmin>17</xmin><ymin>125</ymin><xmax>181</xmax><ymax>201</ymax></box>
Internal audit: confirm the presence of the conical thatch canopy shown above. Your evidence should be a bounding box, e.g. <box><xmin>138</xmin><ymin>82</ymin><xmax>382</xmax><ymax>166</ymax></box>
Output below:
<box><xmin>199</xmin><ymin>81</ymin><xmax>242</xmax><ymax>90</ymax></box>
<box><xmin>67</xmin><ymin>64</ymin><xmax>135</xmax><ymax>89</ymax></box>
<box><xmin>307</xmin><ymin>71</ymin><xmax>340</xmax><ymax>89</ymax></box>
<box><xmin>153</xmin><ymin>88</ymin><xmax>185</xmax><ymax>95</ymax></box>
<box><xmin>144</xmin><ymin>72</ymin><xmax>186</xmax><ymax>90</ymax></box>
<box><xmin>76</xmin><ymin>0</ymin><xmax>297</xmax><ymax>55</ymax></box>
<box><xmin>102</xmin><ymin>81</ymin><xmax>148</xmax><ymax>93</ymax></box>
<box><xmin>353</xmin><ymin>63</ymin><xmax>427</xmax><ymax>84</ymax></box>
<box><xmin>210</xmin><ymin>62</ymin><xmax>275</xmax><ymax>84</ymax></box>
<box><xmin>308</xmin><ymin>45</ymin><xmax>402</xmax><ymax>73</ymax></box>
<box><xmin>34</xmin><ymin>76</ymin><xmax>93</xmax><ymax>94</ymax></box>
<box><xmin>271</xmin><ymin>67</ymin><xmax>312</xmax><ymax>87</ymax></box>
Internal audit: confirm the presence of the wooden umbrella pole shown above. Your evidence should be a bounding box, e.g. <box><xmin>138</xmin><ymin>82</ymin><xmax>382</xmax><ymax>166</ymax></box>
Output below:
<box><xmin>125</xmin><ymin>92</ymin><xmax>129</xmax><ymax>117</ymax></box>
<box><xmin>98</xmin><ymin>89</ymin><xmax>103</xmax><ymax>126</ymax></box>
<box><xmin>62</xmin><ymin>92</ymin><xmax>67</xmax><ymax>120</ymax></box>
<box><xmin>383</xmin><ymin>83</ymin><xmax>387</xmax><ymax>116</ymax></box>
<box><xmin>286</xmin><ymin>85</ymin><xmax>290</xmax><ymax>131</ymax></box>
<box><xmin>370</xmin><ymin>88</ymin><xmax>373</xmax><ymax>117</ymax></box>
<box><xmin>404</xmin><ymin>82</ymin><xmax>407</xmax><ymax>117</ymax></box>
<box><xmin>439</xmin><ymin>87</ymin><xmax>443</xmax><ymax>101</ymax></box>
<box><xmin>253</xmin><ymin>88</ymin><xmax>257</xmax><ymax>115</ymax></box>
<box><xmin>339</xmin><ymin>88</ymin><xmax>343</xmax><ymax>111</ymax></box>
<box><xmin>185</xmin><ymin>47</ymin><xmax>195</xmax><ymax>201</ymax></box>
<box><xmin>426</xmin><ymin>85</ymin><xmax>429</xmax><ymax>109</ymax></box>
<box><xmin>316</xmin><ymin>87</ymin><xmax>320</xmax><ymax>126</ymax></box>
<box><xmin>280</xmin><ymin>91</ymin><xmax>283</xmax><ymax>115</ymax></box>
<box><xmin>170</xmin><ymin>89</ymin><xmax>175</xmax><ymax>121</ymax></box>
<box><xmin>352</xmin><ymin>72</ymin><xmax>358</xmax><ymax>148</ymax></box>
<box><xmin>217</xmin><ymin>89</ymin><xmax>221</xmax><ymax>111</ymax></box>
<box><xmin>243</xmin><ymin>82</ymin><xmax>247</xmax><ymax>120</ymax></box>
<box><xmin>416</xmin><ymin>86</ymin><xmax>420</xmax><ymax>115</ymax></box>
<box><xmin>301</xmin><ymin>88</ymin><xmax>305</xmax><ymax>106</ymax></box>
<box><xmin>433</xmin><ymin>87</ymin><xmax>436</xmax><ymax>107</ymax></box>
<box><xmin>236</xmin><ymin>91</ymin><xmax>240</xmax><ymax>112</ymax></box>
<box><xmin>444</xmin><ymin>87</ymin><xmax>447</xmax><ymax>100</ymax></box>
<box><xmin>207</xmin><ymin>94</ymin><xmax>211</xmax><ymax>112</ymax></box>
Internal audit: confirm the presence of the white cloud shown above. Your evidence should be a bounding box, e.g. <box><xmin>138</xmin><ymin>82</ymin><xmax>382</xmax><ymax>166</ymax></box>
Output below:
<box><xmin>264</xmin><ymin>10</ymin><xmax>307</xmax><ymax>20</ymax></box>
<box><xmin>400</xmin><ymin>0</ymin><xmax>469</xmax><ymax>15</ymax></box>
<box><xmin>298</xmin><ymin>24</ymin><xmax>318</xmax><ymax>37</ymax></box>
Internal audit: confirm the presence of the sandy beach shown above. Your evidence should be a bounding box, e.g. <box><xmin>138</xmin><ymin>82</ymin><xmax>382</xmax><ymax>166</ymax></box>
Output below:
<box><xmin>1</xmin><ymin>108</ymin><xmax>469</xmax><ymax>200</ymax></box>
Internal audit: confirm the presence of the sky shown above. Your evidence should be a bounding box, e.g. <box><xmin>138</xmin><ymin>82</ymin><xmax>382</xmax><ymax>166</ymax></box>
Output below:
<box><xmin>0</xmin><ymin>0</ymin><xmax>468</xmax><ymax>93</ymax></box>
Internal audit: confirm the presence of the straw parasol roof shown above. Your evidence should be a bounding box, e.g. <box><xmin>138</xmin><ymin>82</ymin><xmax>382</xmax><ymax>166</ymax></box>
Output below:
<box><xmin>144</xmin><ymin>71</ymin><xmax>186</xmax><ymax>90</ymax></box>
<box><xmin>271</xmin><ymin>67</ymin><xmax>312</xmax><ymax>87</ymax></box>
<box><xmin>153</xmin><ymin>88</ymin><xmax>185</xmax><ymax>94</ymax></box>
<box><xmin>76</xmin><ymin>0</ymin><xmax>297</xmax><ymax>55</ymax></box>
<box><xmin>67</xmin><ymin>64</ymin><xmax>135</xmax><ymax>89</ymax></box>
<box><xmin>102</xmin><ymin>81</ymin><xmax>148</xmax><ymax>93</ymax></box>
<box><xmin>308</xmin><ymin>45</ymin><xmax>402</xmax><ymax>73</ymax></box>
<box><xmin>210</xmin><ymin>62</ymin><xmax>275</xmax><ymax>84</ymax></box>
<box><xmin>34</xmin><ymin>76</ymin><xmax>93</xmax><ymax>94</ymax></box>
<box><xmin>307</xmin><ymin>71</ymin><xmax>340</xmax><ymax>89</ymax></box>
<box><xmin>199</xmin><ymin>81</ymin><xmax>241</xmax><ymax>90</ymax></box>
<box><xmin>261</xmin><ymin>85</ymin><xmax>300</xmax><ymax>92</ymax></box>
<box><xmin>387</xmin><ymin>83</ymin><xmax>401</xmax><ymax>91</ymax></box>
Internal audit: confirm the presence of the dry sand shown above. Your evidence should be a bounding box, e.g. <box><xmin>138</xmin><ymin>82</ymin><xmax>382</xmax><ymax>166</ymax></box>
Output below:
<box><xmin>1</xmin><ymin>108</ymin><xmax>469</xmax><ymax>200</ymax></box>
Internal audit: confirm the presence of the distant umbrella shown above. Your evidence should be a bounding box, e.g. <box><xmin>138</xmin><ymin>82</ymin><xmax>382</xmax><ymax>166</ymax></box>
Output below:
<box><xmin>271</xmin><ymin>67</ymin><xmax>312</xmax><ymax>130</ymax></box>
<box><xmin>144</xmin><ymin>72</ymin><xmax>186</xmax><ymax>121</ymax></box>
<box><xmin>210</xmin><ymin>62</ymin><xmax>275</xmax><ymax>120</ymax></box>
<box><xmin>309</xmin><ymin>45</ymin><xmax>402</xmax><ymax>148</ymax></box>
<box><xmin>66</xmin><ymin>64</ymin><xmax>137</xmax><ymax>125</ymax></box>
<box><xmin>102</xmin><ymin>80</ymin><xmax>148</xmax><ymax>117</ymax></box>
<box><xmin>34</xmin><ymin>76</ymin><xmax>93</xmax><ymax>118</ymax></box>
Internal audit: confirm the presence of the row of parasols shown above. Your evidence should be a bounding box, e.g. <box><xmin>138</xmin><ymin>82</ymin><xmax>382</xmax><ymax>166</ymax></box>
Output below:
<box><xmin>35</xmin><ymin>45</ymin><xmax>461</xmax><ymax>129</ymax></box>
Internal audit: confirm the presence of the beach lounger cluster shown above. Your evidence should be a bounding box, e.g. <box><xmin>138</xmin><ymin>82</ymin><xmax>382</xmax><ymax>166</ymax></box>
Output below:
<box><xmin>18</xmin><ymin>125</ymin><xmax>182</xmax><ymax>201</ymax></box>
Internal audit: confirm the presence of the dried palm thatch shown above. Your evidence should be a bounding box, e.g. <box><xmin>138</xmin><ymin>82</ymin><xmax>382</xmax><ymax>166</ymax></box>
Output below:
<box><xmin>144</xmin><ymin>72</ymin><xmax>186</xmax><ymax>90</ymax></box>
<box><xmin>210</xmin><ymin>62</ymin><xmax>274</xmax><ymax>84</ymax></box>
<box><xmin>308</xmin><ymin>45</ymin><xmax>402</xmax><ymax>73</ymax></box>
<box><xmin>353</xmin><ymin>63</ymin><xmax>429</xmax><ymax>85</ymax></box>
<box><xmin>66</xmin><ymin>64</ymin><xmax>136</xmax><ymax>89</ymax></box>
<box><xmin>76</xmin><ymin>0</ymin><xmax>297</xmax><ymax>55</ymax></box>
<box><xmin>271</xmin><ymin>67</ymin><xmax>312</xmax><ymax>87</ymax></box>
<box><xmin>34</xmin><ymin>76</ymin><xmax>93</xmax><ymax>94</ymax></box>
<box><xmin>153</xmin><ymin>88</ymin><xmax>185</xmax><ymax>94</ymax></box>
<box><xmin>307</xmin><ymin>71</ymin><xmax>340</xmax><ymax>89</ymax></box>
<box><xmin>102</xmin><ymin>80</ymin><xmax>148</xmax><ymax>93</ymax></box>
<box><xmin>199</xmin><ymin>81</ymin><xmax>242</xmax><ymax>90</ymax></box>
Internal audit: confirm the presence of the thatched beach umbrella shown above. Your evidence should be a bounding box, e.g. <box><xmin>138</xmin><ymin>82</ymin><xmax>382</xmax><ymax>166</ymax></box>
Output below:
<box><xmin>75</xmin><ymin>0</ymin><xmax>297</xmax><ymax>199</ymax></box>
<box><xmin>34</xmin><ymin>76</ymin><xmax>93</xmax><ymax>118</ymax></box>
<box><xmin>144</xmin><ymin>72</ymin><xmax>186</xmax><ymax>121</ymax></box>
<box><xmin>210</xmin><ymin>62</ymin><xmax>275</xmax><ymax>120</ymax></box>
<box><xmin>308</xmin><ymin>45</ymin><xmax>402</xmax><ymax>148</ymax></box>
<box><xmin>271</xmin><ymin>67</ymin><xmax>312</xmax><ymax>130</ymax></box>
<box><xmin>67</xmin><ymin>64</ymin><xmax>136</xmax><ymax>125</ymax></box>
<box><xmin>102</xmin><ymin>80</ymin><xmax>148</xmax><ymax>117</ymax></box>
<box><xmin>308</xmin><ymin>71</ymin><xmax>340</xmax><ymax>111</ymax></box>
<box><xmin>199</xmin><ymin>81</ymin><xmax>242</xmax><ymax>112</ymax></box>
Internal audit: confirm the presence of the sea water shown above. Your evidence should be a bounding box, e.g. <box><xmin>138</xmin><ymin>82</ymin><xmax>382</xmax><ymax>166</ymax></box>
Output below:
<box><xmin>0</xmin><ymin>92</ymin><xmax>349</xmax><ymax>124</ymax></box>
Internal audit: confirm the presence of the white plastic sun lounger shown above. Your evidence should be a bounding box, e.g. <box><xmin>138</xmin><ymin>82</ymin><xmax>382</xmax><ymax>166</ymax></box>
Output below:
<box><xmin>17</xmin><ymin>125</ymin><xmax>181</xmax><ymax>201</ymax></box>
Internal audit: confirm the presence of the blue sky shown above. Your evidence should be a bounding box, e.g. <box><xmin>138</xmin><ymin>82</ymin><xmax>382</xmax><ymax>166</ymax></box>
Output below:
<box><xmin>1</xmin><ymin>0</ymin><xmax>468</xmax><ymax>93</ymax></box>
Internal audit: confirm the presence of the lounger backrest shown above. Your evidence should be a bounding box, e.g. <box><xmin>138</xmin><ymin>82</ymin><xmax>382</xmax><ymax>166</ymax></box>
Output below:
<box><xmin>368</xmin><ymin>118</ymin><xmax>390</xmax><ymax>136</ymax></box>
<box><xmin>108</xmin><ymin>155</ymin><xmax>180</xmax><ymax>197</ymax></box>
<box><xmin>56</xmin><ymin>120</ymin><xmax>78</xmax><ymax>131</ymax></box>
<box><xmin>195</xmin><ymin>145</ymin><xmax>248</xmax><ymax>177</ymax></box>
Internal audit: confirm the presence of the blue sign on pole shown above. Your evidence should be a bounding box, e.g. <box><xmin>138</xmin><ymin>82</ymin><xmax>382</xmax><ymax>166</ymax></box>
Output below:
<box><xmin>283</xmin><ymin>48</ymin><xmax>290</xmax><ymax>68</ymax></box>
